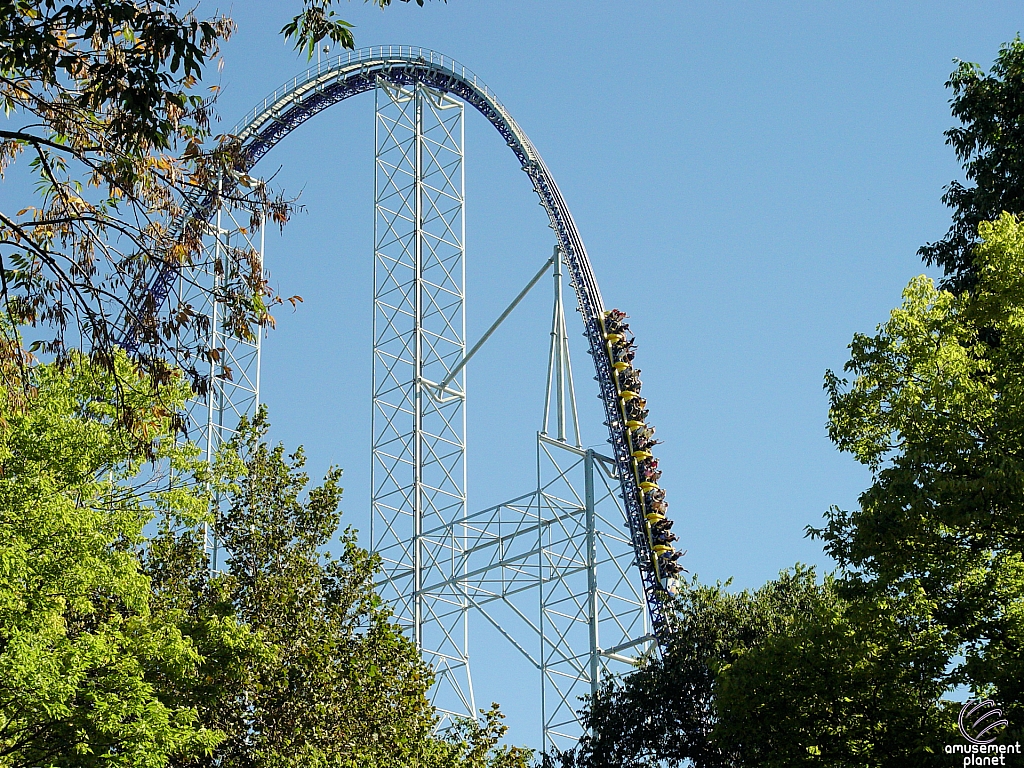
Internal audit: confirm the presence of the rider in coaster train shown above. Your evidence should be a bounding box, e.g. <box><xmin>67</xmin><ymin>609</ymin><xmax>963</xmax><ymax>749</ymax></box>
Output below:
<box><xmin>646</xmin><ymin>496</ymin><xmax>668</xmax><ymax>516</ymax></box>
<box><xmin>652</xmin><ymin>517</ymin><xmax>674</xmax><ymax>536</ymax></box>
<box><xmin>641</xmin><ymin>463</ymin><xmax>662</xmax><ymax>484</ymax></box>
<box><xmin>607</xmin><ymin>330</ymin><xmax>632</xmax><ymax>347</ymax></box>
<box><xmin>624</xmin><ymin>397</ymin><xmax>648</xmax><ymax>422</ymax></box>
<box><xmin>638</xmin><ymin>455</ymin><xmax>658</xmax><ymax>478</ymax></box>
<box><xmin>619</xmin><ymin>368</ymin><xmax>641</xmax><ymax>393</ymax></box>
<box><xmin>652</xmin><ymin>521</ymin><xmax>677</xmax><ymax>546</ymax></box>
<box><xmin>633</xmin><ymin>442</ymin><xmax>653</xmax><ymax>467</ymax></box>
<box><xmin>614</xmin><ymin>332</ymin><xmax>636</xmax><ymax>349</ymax></box>
<box><xmin>659</xmin><ymin>551</ymin><xmax>684</xmax><ymax>577</ymax></box>
<box><xmin>606</xmin><ymin>315</ymin><xmax>635</xmax><ymax>346</ymax></box>
<box><xmin>645</xmin><ymin>487</ymin><xmax>668</xmax><ymax>511</ymax></box>
<box><xmin>652</xmin><ymin>525</ymin><xmax>678</xmax><ymax>546</ymax></box>
<box><xmin>635</xmin><ymin>424</ymin><xmax>656</xmax><ymax>442</ymax></box>
<box><xmin>612</xmin><ymin>344</ymin><xmax>635</xmax><ymax>368</ymax></box>
<box><xmin>604</xmin><ymin>309</ymin><xmax>629</xmax><ymax>335</ymax></box>
<box><xmin>634</xmin><ymin>430</ymin><xmax>661</xmax><ymax>453</ymax></box>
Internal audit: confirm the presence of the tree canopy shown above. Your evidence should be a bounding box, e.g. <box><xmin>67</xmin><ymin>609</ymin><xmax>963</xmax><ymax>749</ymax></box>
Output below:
<box><xmin>921</xmin><ymin>38</ymin><xmax>1024</xmax><ymax>290</ymax></box>
<box><xmin>558</xmin><ymin>570</ymin><xmax>954</xmax><ymax>768</ymax></box>
<box><xmin>0</xmin><ymin>0</ymin><xmax>427</xmax><ymax>399</ymax></box>
<box><xmin>819</xmin><ymin>212</ymin><xmax>1024</xmax><ymax>727</ymax></box>
<box><xmin>146</xmin><ymin>409</ymin><xmax>529</xmax><ymax>768</ymax></box>
<box><xmin>0</xmin><ymin>355</ymin><xmax>531</xmax><ymax>768</ymax></box>
<box><xmin>0</xmin><ymin>0</ymin><xmax>287</xmax><ymax>394</ymax></box>
<box><xmin>0</xmin><ymin>351</ymin><xmax>234</xmax><ymax>767</ymax></box>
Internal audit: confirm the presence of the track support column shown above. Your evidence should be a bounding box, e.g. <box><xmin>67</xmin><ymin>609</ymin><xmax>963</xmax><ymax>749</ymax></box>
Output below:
<box><xmin>586</xmin><ymin>449</ymin><xmax>600</xmax><ymax>699</ymax></box>
<box><xmin>181</xmin><ymin>188</ymin><xmax>265</xmax><ymax>573</ymax></box>
<box><xmin>372</xmin><ymin>79</ymin><xmax>472</xmax><ymax>726</ymax></box>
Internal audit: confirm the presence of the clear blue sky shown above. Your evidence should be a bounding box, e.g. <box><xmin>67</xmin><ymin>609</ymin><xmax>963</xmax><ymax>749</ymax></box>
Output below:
<box><xmin>204</xmin><ymin>0</ymin><xmax>1020</xmax><ymax>749</ymax></box>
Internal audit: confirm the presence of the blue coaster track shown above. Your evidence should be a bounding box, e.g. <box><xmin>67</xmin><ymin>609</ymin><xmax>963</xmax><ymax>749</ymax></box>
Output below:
<box><xmin>135</xmin><ymin>46</ymin><xmax>676</xmax><ymax>647</ymax></box>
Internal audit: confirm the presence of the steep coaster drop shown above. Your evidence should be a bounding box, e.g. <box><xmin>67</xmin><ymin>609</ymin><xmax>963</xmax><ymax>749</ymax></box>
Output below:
<box><xmin>600</xmin><ymin>309</ymin><xmax>684</xmax><ymax>586</ymax></box>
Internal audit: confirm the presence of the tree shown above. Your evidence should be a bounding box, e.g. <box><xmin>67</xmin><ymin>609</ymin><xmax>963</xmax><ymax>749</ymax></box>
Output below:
<box><xmin>0</xmin><ymin>0</ymin><xmax>422</xmax><ymax>403</ymax></box>
<box><xmin>282</xmin><ymin>0</ymin><xmax>428</xmax><ymax>60</ymax></box>
<box><xmin>560</xmin><ymin>573</ymin><xmax>825</xmax><ymax>768</ymax></box>
<box><xmin>0</xmin><ymin>0</ymin><xmax>287</xmax><ymax>396</ymax></box>
<box><xmin>146</xmin><ymin>409</ymin><xmax>532</xmax><ymax>768</ymax></box>
<box><xmin>711</xmin><ymin>582</ymin><xmax>953</xmax><ymax>767</ymax></box>
<box><xmin>820</xmin><ymin>212</ymin><xmax>1024</xmax><ymax>725</ymax></box>
<box><xmin>920</xmin><ymin>38</ymin><xmax>1024</xmax><ymax>291</ymax></box>
<box><xmin>0</xmin><ymin>352</ymin><xmax>528</xmax><ymax>768</ymax></box>
<box><xmin>558</xmin><ymin>569</ymin><xmax>952</xmax><ymax>768</ymax></box>
<box><xmin>0</xmin><ymin>350</ymin><xmax>248</xmax><ymax>767</ymax></box>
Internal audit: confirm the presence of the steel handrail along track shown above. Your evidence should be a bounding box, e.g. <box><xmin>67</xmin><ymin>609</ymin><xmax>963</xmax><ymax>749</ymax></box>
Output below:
<box><xmin>141</xmin><ymin>46</ymin><xmax>674</xmax><ymax>645</ymax></box>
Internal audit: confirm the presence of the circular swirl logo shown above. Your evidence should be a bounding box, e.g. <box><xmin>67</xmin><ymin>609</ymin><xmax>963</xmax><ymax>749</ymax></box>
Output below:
<box><xmin>959</xmin><ymin>699</ymin><xmax>1009</xmax><ymax>745</ymax></box>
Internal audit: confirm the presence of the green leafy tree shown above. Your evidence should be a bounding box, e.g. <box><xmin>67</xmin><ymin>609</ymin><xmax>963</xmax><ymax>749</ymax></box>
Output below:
<box><xmin>559</xmin><ymin>570</ymin><xmax>953</xmax><ymax>768</ymax></box>
<box><xmin>147</xmin><ymin>409</ymin><xmax>532</xmax><ymax>768</ymax></box>
<box><xmin>0</xmin><ymin>353</ymin><xmax>529</xmax><ymax>768</ymax></box>
<box><xmin>712</xmin><ymin>583</ymin><xmax>953</xmax><ymax>767</ymax></box>
<box><xmin>283</xmin><ymin>0</ymin><xmax>426</xmax><ymax>59</ymax></box>
<box><xmin>820</xmin><ymin>212</ymin><xmax>1024</xmax><ymax>726</ymax></box>
<box><xmin>559</xmin><ymin>572</ymin><xmax>827</xmax><ymax>768</ymax></box>
<box><xmin>0</xmin><ymin>350</ymin><xmax>245</xmax><ymax>768</ymax></box>
<box><xmin>430</xmin><ymin>705</ymin><xmax>535</xmax><ymax>768</ymax></box>
<box><xmin>921</xmin><ymin>38</ymin><xmax>1024</xmax><ymax>290</ymax></box>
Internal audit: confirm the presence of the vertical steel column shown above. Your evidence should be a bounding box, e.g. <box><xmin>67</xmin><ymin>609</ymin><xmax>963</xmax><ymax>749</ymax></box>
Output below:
<box><xmin>372</xmin><ymin>80</ymin><xmax>472</xmax><ymax>726</ymax></box>
<box><xmin>204</xmin><ymin>181</ymin><xmax>222</xmax><ymax>471</ymax></box>
<box><xmin>585</xmin><ymin>449</ymin><xmax>600</xmax><ymax>699</ymax></box>
<box><xmin>542</xmin><ymin>248</ymin><xmax>581</xmax><ymax>448</ymax></box>
<box><xmin>182</xmin><ymin>190</ymin><xmax>264</xmax><ymax>571</ymax></box>
<box><xmin>203</xmin><ymin>183</ymin><xmax>224</xmax><ymax>568</ymax></box>
<box><xmin>413</xmin><ymin>85</ymin><xmax>424</xmax><ymax>648</ymax></box>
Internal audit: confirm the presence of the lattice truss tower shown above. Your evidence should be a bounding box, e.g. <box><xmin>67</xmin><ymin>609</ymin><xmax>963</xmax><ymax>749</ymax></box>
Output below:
<box><xmin>175</xmin><ymin>185</ymin><xmax>263</xmax><ymax>570</ymax></box>
<box><xmin>183</xmin><ymin>78</ymin><xmax>656</xmax><ymax>754</ymax></box>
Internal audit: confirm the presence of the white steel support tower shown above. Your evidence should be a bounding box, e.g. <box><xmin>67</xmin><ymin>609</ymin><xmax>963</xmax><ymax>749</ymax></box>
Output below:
<box><xmin>180</xmin><ymin>193</ymin><xmax>265</xmax><ymax>569</ymax></box>
<box><xmin>371</xmin><ymin>80</ymin><xmax>473</xmax><ymax>722</ymax></box>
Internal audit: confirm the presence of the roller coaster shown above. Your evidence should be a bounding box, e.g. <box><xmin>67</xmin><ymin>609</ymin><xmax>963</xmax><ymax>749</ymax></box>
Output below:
<box><xmin>141</xmin><ymin>47</ymin><xmax>682</xmax><ymax>752</ymax></box>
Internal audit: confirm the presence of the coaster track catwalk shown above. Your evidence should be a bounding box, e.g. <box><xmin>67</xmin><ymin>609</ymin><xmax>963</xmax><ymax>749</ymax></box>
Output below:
<box><xmin>132</xmin><ymin>46</ymin><xmax>681</xmax><ymax>743</ymax></box>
